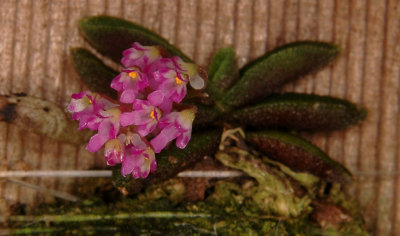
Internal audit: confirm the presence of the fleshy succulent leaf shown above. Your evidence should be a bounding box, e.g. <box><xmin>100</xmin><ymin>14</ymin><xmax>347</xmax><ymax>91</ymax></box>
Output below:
<box><xmin>246</xmin><ymin>130</ymin><xmax>352</xmax><ymax>183</ymax></box>
<box><xmin>231</xmin><ymin>93</ymin><xmax>366</xmax><ymax>131</ymax></box>
<box><xmin>70</xmin><ymin>48</ymin><xmax>118</xmax><ymax>99</ymax></box>
<box><xmin>207</xmin><ymin>47</ymin><xmax>239</xmax><ymax>100</ymax></box>
<box><xmin>192</xmin><ymin>104</ymin><xmax>221</xmax><ymax>128</ymax></box>
<box><xmin>78</xmin><ymin>16</ymin><xmax>191</xmax><ymax>63</ymax></box>
<box><xmin>218</xmin><ymin>41</ymin><xmax>340</xmax><ymax>110</ymax></box>
<box><xmin>113</xmin><ymin>129</ymin><xmax>222</xmax><ymax>194</ymax></box>
<box><xmin>0</xmin><ymin>94</ymin><xmax>93</xmax><ymax>145</ymax></box>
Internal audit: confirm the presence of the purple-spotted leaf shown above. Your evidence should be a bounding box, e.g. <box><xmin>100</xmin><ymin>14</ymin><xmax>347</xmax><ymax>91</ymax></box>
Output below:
<box><xmin>70</xmin><ymin>48</ymin><xmax>118</xmax><ymax>99</ymax></box>
<box><xmin>78</xmin><ymin>16</ymin><xmax>191</xmax><ymax>63</ymax></box>
<box><xmin>246</xmin><ymin>130</ymin><xmax>352</xmax><ymax>183</ymax></box>
<box><xmin>219</xmin><ymin>42</ymin><xmax>340</xmax><ymax>110</ymax></box>
<box><xmin>207</xmin><ymin>47</ymin><xmax>239</xmax><ymax>100</ymax></box>
<box><xmin>113</xmin><ymin>129</ymin><xmax>222</xmax><ymax>195</ymax></box>
<box><xmin>231</xmin><ymin>93</ymin><xmax>366</xmax><ymax>131</ymax></box>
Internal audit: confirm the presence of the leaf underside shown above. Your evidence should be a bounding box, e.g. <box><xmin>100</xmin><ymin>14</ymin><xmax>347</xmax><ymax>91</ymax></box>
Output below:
<box><xmin>231</xmin><ymin>93</ymin><xmax>367</xmax><ymax>131</ymax></box>
<box><xmin>246</xmin><ymin>130</ymin><xmax>352</xmax><ymax>183</ymax></box>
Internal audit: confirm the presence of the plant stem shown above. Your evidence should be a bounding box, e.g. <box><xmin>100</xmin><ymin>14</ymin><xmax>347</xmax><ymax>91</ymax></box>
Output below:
<box><xmin>0</xmin><ymin>212</ymin><xmax>212</xmax><ymax>223</ymax></box>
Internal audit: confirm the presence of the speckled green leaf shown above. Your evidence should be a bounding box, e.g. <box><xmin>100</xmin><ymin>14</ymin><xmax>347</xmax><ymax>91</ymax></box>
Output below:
<box><xmin>78</xmin><ymin>16</ymin><xmax>191</xmax><ymax>63</ymax></box>
<box><xmin>113</xmin><ymin>129</ymin><xmax>222</xmax><ymax>194</ymax></box>
<box><xmin>192</xmin><ymin>104</ymin><xmax>221</xmax><ymax>128</ymax></box>
<box><xmin>207</xmin><ymin>47</ymin><xmax>239</xmax><ymax>100</ymax></box>
<box><xmin>70</xmin><ymin>48</ymin><xmax>118</xmax><ymax>99</ymax></box>
<box><xmin>246</xmin><ymin>130</ymin><xmax>352</xmax><ymax>183</ymax></box>
<box><xmin>219</xmin><ymin>42</ymin><xmax>340</xmax><ymax>110</ymax></box>
<box><xmin>231</xmin><ymin>93</ymin><xmax>366</xmax><ymax>131</ymax></box>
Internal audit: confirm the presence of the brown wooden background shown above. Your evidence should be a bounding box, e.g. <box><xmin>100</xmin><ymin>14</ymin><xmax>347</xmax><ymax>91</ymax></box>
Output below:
<box><xmin>0</xmin><ymin>0</ymin><xmax>399</xmax><ymax>235</ymax></box>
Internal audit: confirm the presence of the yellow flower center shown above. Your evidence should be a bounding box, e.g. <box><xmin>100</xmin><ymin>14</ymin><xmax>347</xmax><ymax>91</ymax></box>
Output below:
<box><xmin>149</xmin><ymin>108</ymin><xmax>162</xmax><ymax>120</ymax></box>
<box><xmin>149</xmin><ymin>110</ymin><xmax>156</xmax><ymax>119</ymax></box>
<box><xmin>175</xmin><ymin>76</ymin><xmax>183</xmax><ymax>85</ymax></box>
<box><xmin>129</xmin><ymin>71</ymin><xmax>138</xmax><ymax>80</ymax></box>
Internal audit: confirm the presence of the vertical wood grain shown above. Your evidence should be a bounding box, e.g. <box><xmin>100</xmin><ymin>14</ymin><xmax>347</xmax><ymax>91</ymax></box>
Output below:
<box><xmin>158</xmin><ymin>0</ymin><xmax>178</xmax><ymax>45</ymax></box>
<box><xmin>0</xmin><ymin>0</ymin><xmax>17</xmax><ymax>204</ymax></box>
<box><xmin>234</xmin><ymin>0</ymin><xmax>253</xmax><ymax>67</ymax></box>
<box><xmin>193</xmin><ymin>0</ymin><xmax>217</xmax><ymax>66</ymax></box>
<box><xmin>358</xmin><ymin>0</ymin><xmax>386</xmax><ymax>230</ymax></box>
<box><xmin>249</xmin><ymin>0</ymin><xmax>268</xmax><ymax>60</ymax></box>
<box><xmin>342</xmin><ymin>0</ymin><xmax>365</xmax><ymax>200</ymax></box>
<box><xmin>213</xmin><ymin>0</ymin><xmax>235</xmax><ymax>51</ymax></box>
<box><xmin>376</xmin><ymin>1</ymin><xmax>400</xmax><ymax>234</ymax></box>
<box><xmin>310</xmin><ymin>0</ymin><xmax>334</xmax><ymax>158</ymax></box>
<box><xmin>175</xmin><ymin>0</ymin><xmax>197</xmax><ymax>59</ymax></box>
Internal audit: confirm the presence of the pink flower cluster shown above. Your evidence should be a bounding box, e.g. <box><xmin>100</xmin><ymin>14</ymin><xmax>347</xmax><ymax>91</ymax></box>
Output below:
<box><xmin>68</xmin><ymin>42</ymin><xmax>204</xmax><ymax>179</ymax></box>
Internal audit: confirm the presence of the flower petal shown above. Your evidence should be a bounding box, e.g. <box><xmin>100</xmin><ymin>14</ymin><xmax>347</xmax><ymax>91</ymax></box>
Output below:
<box><xmin>119</xmin><ymin>89</ymin><xmax>137</xmax><ymax>103</ymax></box>
<box><xmin>121</xmin><ymin>156</ymin><xmax>135</xmax><ymax>176</ymax></box>
<box><xmin>176</xmin><ymin>131</ymin><xmax>191</xmax><ymax>149</ymax></box>
<box><xmin>150</xmin><ymin>126</ymin><xmax>179</xmax><ymax>153</ymax></box>
<box><xmin>189</xmin><ymin>74</ymin><xmax>205</xmax><ymax>90</ymax></box>
<box><xmin>87</xmin><ymin>133</ymin><xmax>108</xmax><ymax>152</ymax></box>
<box><xmin>119</xmin><ymin>112</ymin><xmax>136</xmax><ymax>126</ymax></box>
<box><xmin>147</xmin><ymin>90</ymin><xmax>165</xmax><ymax>106</ymax></box>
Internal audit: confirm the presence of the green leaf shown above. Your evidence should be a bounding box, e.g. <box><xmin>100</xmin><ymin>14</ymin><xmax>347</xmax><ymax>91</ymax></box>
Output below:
<box><xmin>182</xmin><ymin>100</ymin><xmax>222</xmax><ymax>128</ymax></box>
<box><xmin>207</xmin><ymin>47</ymin><xmax>239</xmax><ymax>100</ymax></box>
<box><xmin>246</xmin><ymin>130</ymin><xmax>352</xmax><ymax>183</ymax></box>
<box><xmin>113</xmin><ymin>129</ymin><xmax>222</xmax><ymax>194</ymax></box>
<box><xmin>192</xmin><ymin>104</ymin><xmax>221</xmax><ymax>128</ymax></box>
<box><xmin>0</xmin><ymin>94</ymin><xmax>92</xmax><ymax>145</ymax></box>
<box><xmin>231</xmin><ymin>93</ymin><xmax>366</xmax><ymax>131</ymax></box>
<box><xmin>70</xmin><ymin>48</ymin><xmax>118</xmax><ymax>99</ymax></box>
<box><xmin>218</xmin><ymin>42</ymin><xmax>340</xmax><ymax>110</ymax></box>
<box><xmin>78</xmin><ymin>16</ymin><xmax>191</xmax><ymax>63</ymax></box>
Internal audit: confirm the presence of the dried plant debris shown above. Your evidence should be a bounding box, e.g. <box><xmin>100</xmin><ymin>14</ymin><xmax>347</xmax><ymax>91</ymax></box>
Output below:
<box><xmin>0</xmin><ymin>94</ymin><xmax>92</xmax><ymax>145</ymax></box>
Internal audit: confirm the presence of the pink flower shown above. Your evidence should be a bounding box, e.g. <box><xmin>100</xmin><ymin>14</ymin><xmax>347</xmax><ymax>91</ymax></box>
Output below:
<box><xmin>86</xmin><ymin>108</ymin><xmax>121</xmax><ymax>152</ymax></box>
<box><xmin>104</xmin><ymin>136</ymin><xmax>125</xmax><ymax>166</ymax></box>
<box><xmin>150</xmin><ymin>109</ymin><xmax>196</xmax><ymax>153</ymax></box>
<box><xmin>111</xmin><ymin>68</ymin><xmax>148</xmax><ymax>103</ymax></box>
<box><xmin>121</xmin><ymin>42</ymin><xmax>161</xmax><ymax>69</ymax></box>
<box><xmin>171</xmin><ymin>56</ymin><xmax>205</xmax><ymax>90</ymax></box>
<box><xmin>68</xmin><ymin>42</ymin><xmax>204</xmax><ymax>179</ymax></box>
<box><xmin>67</xmin><ymin>91</ymin><xmax>116</xmax><ymax>130</ymax></box>
<box><xmin>119</xmin><ymin>99</ymin><xmax>162</xmax><ymax>137</ymax></box>
<box><xmin>121</xmin><ymin>133</ymin><xmax>157</xmax><ymax>178</ymax></box>
<box><xmin>153</xmin><ymin>68</ymin><xmax>188</xmax><ymax>104</ymax></box>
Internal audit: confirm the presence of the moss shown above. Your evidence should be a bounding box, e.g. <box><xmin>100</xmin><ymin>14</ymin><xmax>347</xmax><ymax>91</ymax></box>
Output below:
<box><xmin>5</xmin><ymin>145</ymin><xmax>368</xmax><ymax>235</ymax></box>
